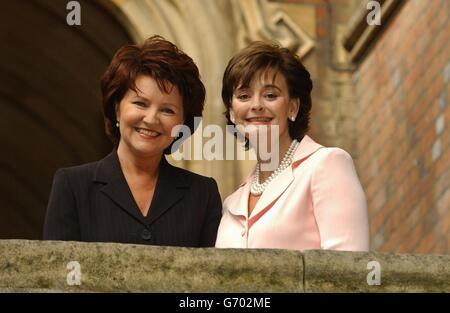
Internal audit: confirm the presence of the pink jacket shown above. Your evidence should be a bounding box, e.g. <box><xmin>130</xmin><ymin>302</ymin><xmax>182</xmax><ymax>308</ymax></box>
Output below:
<box><xmin>215</xmin><ymin>135</ymin><xmax>369</xmax><ymax>251</ymax></box>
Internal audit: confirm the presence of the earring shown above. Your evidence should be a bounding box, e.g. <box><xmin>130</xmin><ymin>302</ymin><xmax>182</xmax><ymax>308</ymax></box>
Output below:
<box><xmin>289</xmin><ymin>116</ymin><xmax>296</xmax><ymax>122</ymax></box>
<box><xmin>230</xmin><ymin>115</ymin><xmax>236</xmax><ymax>124</ymax></box>
<box><xmin>116</xmin><ymin>121</ymin><xmax>120</xmax><ymax>127</ymax></box>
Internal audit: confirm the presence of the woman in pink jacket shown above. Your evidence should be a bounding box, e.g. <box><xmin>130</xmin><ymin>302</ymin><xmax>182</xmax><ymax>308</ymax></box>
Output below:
<box><xmin>215</xmin><ymin>41</ymin><xmax>369</xmax><ymax>251</ymax></box>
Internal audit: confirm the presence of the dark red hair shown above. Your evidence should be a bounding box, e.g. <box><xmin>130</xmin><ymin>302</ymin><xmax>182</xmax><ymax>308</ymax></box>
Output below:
<box><xmin>100</xmin><ymin>35</ymin><xmax>205</xmax><ymax>151</ymax></box>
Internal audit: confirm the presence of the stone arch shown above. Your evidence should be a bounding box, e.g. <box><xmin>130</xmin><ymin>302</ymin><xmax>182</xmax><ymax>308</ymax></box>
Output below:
<box><xmin>0</xmin><ymin>0</ymin><xmax>133</xmax><ymax>238</ymax></box>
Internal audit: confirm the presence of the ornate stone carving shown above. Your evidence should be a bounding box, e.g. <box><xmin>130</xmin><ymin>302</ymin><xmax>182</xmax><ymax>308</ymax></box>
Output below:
<box><xmin>232</xmin><ymin>0</ymin><xmax>314</xmax><ymax>59</ymax></box>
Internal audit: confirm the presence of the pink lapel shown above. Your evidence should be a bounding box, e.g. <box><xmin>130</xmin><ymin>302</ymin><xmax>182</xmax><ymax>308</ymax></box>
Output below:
<box><xmin>291</xmin><ymin>135</ymin><xmax>324</xmax><ymax>168</ymax></box>
<box><xmin>248</xmin><ymin>135</ymin><xmax>324</xmax><ymax>220</ymax></box>
<box><xmin>226</xmin><ymin>135</ymin><xmax>324</xmax><ymax>221</ymax></box>
<box><xmin>227</xmin><ymin>170</ymin><xmax>253</xmax><ymax>218</ymax></box>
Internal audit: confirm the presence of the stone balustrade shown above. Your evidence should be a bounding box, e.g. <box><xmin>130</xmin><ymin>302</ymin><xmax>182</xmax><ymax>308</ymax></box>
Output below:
<box><xmin>0</xmin><ymin>240</ymin><xmax>448</xmax><ymax>292</ymax></box>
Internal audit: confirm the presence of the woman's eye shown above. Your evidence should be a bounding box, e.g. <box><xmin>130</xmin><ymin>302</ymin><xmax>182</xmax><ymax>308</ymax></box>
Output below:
<box><xmin>265</xmin><ymin>93</ymin><xmax>278</xmax><ymax>100</ymax></box>
<box><xmin>237</xmin><ymin>94</ymin><xmax>250</xmax><ymax>101</ymax></box>
<box><xmin>161</xmin><ymin>108</ymin><xmax>175</xmax><ymax>114</ymax></box>
<box><xmin>133</xmin><ymin>101</ymin><xmax>146</xmax><ymax>107</ymax></box>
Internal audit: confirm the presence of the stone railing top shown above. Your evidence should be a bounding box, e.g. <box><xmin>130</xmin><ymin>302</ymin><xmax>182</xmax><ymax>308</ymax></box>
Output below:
<box><xmin>0</xmin><ymin>240</ymin><xmax>448</xmax><ymax>292</ymax></box>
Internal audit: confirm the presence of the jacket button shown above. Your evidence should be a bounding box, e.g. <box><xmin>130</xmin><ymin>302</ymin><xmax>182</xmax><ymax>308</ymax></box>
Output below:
<box><xmin>141</xmin><ymin>229</ymin><xmax>152</xmax><ymax>241</ymax></box>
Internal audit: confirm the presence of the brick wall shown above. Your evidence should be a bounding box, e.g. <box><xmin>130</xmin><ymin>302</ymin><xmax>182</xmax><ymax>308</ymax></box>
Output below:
<box><xmin>275</xmin><ymin>0</ymin><xmax>362</xmax><ymax>155</ymax></box>
<box><xmin>354</xmin><ymin>0</ymin><xmax>449</xmax><ymax>254</ymax></box>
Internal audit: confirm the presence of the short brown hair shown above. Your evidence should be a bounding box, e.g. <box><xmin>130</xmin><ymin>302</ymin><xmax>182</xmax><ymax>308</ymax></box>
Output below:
<box><xmin>100</xmin><ymin>35</ymin><xmax>205</xmax><ymax>151</ymax></box>
<box><xmin>222</xmin><ymin>41</ymin><xmax>313</xmax><ymax>142</ymax></box>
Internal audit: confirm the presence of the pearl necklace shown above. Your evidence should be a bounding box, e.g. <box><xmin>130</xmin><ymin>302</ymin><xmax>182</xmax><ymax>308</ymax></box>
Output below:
<box><xmin>250</xmin><ymin>139</ymin><xmax>299</xmax><ymax>196</ymax></box>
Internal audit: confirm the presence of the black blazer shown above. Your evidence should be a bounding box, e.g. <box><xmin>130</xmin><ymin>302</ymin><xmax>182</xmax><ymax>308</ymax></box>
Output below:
<box><xmin>43</xmin><ymin>150</ymin><xmax>222</xmax><ymax>247</ymax></box>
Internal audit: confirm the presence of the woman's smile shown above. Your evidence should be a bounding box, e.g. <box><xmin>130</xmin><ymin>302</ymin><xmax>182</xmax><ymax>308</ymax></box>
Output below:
<box><xmin>245</xmin><ymin>116</ymin><xmax>273</xmax><ymax>125</ymax></box>
<box><xmin>135</xmin><ymin>127</ymin><xmax>162</xmax><ymax>139</ymax></box>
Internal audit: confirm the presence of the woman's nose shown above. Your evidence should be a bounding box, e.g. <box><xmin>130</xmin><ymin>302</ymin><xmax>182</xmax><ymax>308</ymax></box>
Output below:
<box><xmin>143</xmin><ymin>108</ymin><xmax>160</xmax><ymax>125</ymax></box>
<box><xmin>250</xmin><ymin>97</ymin><xmax>264</xmax><ymax>111</ymax></box>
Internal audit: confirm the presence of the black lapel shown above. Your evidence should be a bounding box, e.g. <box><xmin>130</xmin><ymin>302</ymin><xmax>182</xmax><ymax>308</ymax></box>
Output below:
<box><xmin>93</xmin><ymin>149</ymin><xmax>144</xmax><ymax>223</ymax></box>
<box><xmin>93</xmin><ymin>150</ymin><xmax>190</xmax><ymax>226</ymax></box>
<box><xmin>145</xmin><ymin>157</ymin><xmax>190</xmax><ymax>226</ymax></box>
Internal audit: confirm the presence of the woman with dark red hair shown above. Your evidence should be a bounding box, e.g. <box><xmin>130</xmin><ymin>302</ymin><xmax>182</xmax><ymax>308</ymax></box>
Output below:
<box><xmin>44</xmin><ymin>36</ymin><xmax>222</xmax><ymax>247</ymax></box>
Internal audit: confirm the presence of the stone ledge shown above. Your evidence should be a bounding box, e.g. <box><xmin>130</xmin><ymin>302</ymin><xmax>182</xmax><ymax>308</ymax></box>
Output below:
<box><xmin>0</xmin><ymin>240</ymin><xmax>448</xmax><ymax>292</ymax></box>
